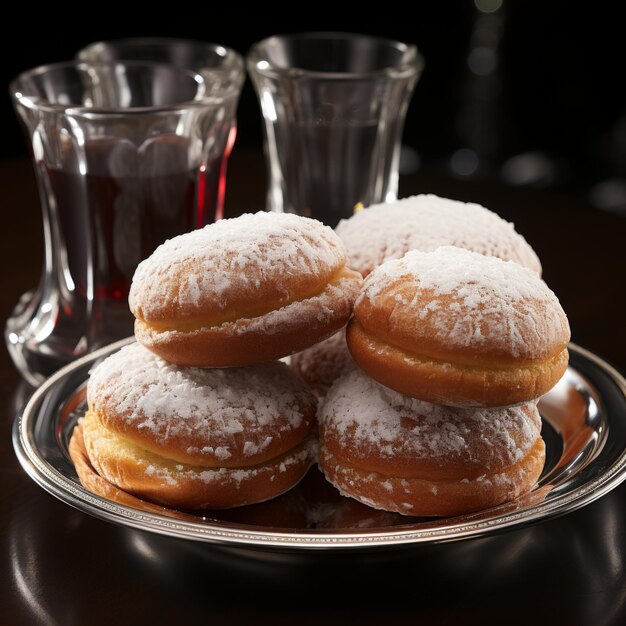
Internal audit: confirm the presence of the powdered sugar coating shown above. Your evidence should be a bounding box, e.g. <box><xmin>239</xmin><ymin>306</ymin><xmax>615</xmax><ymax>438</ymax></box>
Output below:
<box><xmin>319</xmin><ymin>368</ymin><xmax>542</xmax><ymax>471</ymax></box>
<box><xmin>335</xmin><ymin>194</ymin><xmax>542</xmax><ymax>276</ymax></box>
<box><xmin>320</xmin><ymin>440</ymin><xmax>544</xmax><ymax>516</ymax></box>
<box><xmin>142</xmin><ymin>439</ymin><xmax>318</xmax><ymax>487</ymax></box>
<box><xmin>142</xmin><ymin>274</ymin><xmax>359</xmax><ymax>340</ymax></box>
<box><xmin>290</xmin><ymin>329</ymin><xmax>356</xmax><ymax>397</ymax></box>
<box><xmin>134</xmin><ymin>272</ymin><xmax>362</xmax><ymax>370</ymax></box>
<box><xmin>357</xmin><ymin>246</ymin><xmax>569</xmax><ymax>360</ymax></box>
<box><xmin>87</xmin><ymin>343</ymin><xmax>316</xmax><ymax>465</ymax></box>
<box><xmin>130</xmin><ymin>211</ymin><xmax>347</xmax><ymax>321</ymax></box>
<box><xmin>80</xmin><ymin>407</ymin><xmax>318</xmax><ymax>509</ymax></box>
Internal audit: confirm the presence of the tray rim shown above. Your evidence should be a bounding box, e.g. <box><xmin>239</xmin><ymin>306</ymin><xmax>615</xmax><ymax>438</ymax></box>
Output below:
<box><xmin>13</xmin><ymin>339</ymin><xmax>626</xmax><ymax>550</ymax></box>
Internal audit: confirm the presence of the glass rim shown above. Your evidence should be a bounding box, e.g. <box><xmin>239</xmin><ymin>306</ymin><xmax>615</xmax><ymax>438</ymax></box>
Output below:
<box><xmin>246</xmin><ymin>31</ymin><xmax>424</xmax><ymax>80</ymax></box>
<box><xmin>10</xmin><ymin>60</ymin><xmax>217</xmax><ymax>116</ymax></box>
<box><xmin>76</xmin><ymin>36</ymin><xmax>244</xmax><ymax>69</ymax></box>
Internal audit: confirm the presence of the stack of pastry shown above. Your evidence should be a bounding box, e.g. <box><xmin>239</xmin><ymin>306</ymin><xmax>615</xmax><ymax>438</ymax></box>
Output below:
<box><xmin>318</xmin><ymin>245</ymin><xmax>569</xmax><ymax>516</ymax></box>
<box><xmin>70</xmin><ymin>211</ymin><xmax>363</xmax><ymax>509</ymax></box>
<box><xmin>286</xmin><ymin>195</ymin><xmax>570</xmax><ymax>516</ymax></box>
<box><xmin>303</xmin><ymin>195</ymin><xmax>570</xmax><ymax>516</ymax></box>
<box><xmin>70</xmin><ymin>194</ymin><xmax>570</xmax><ymax>518</ymax></box>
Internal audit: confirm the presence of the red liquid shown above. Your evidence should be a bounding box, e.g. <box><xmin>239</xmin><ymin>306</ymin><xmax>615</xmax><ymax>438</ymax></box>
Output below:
<box><xmin>48</xmin><ymin>166</ymin><xmax>196</xmax><ymax>301</ymax></box>
<box><xmin>46</xmin><ymin>135</ymin><xmax>224</xmax><ymax>303</ymax></box>
<box><xmin>38</xmin><ymin>136</ymin><xmax>225</xmax><ymax>351</ymax></box>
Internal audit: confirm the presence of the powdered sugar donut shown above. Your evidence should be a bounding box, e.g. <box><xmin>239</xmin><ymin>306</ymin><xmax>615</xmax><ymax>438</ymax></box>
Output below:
<box><xmin>80</xmin><ymin>343</ymin><xmax>318</xmax><ymax>509</ymax></box>
<box><xmin>130</xmin><ymin>211</ymin><xmax>363</xmax><ymax>367</ymax></box>
<box><xmin>347</xmin><ymin>246</ymin><xmax>570</xmax><ymax>407</ymax></box>
<box><xmin>290</xmin><ymin>329</ymin><xmax>355</xmax><ymax>397</ymax></box>
<box><xmin>318</xmin><ymin>368</ymin><xmax>545</xmax><ymax>516</ymax></box>
<box><xmin>335</xmin><ymin>194</ymin><xmax>542</xmax><ymax>277</ymax></box>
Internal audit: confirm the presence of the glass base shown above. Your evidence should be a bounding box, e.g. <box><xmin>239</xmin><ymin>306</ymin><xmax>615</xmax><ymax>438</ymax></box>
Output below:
<box><xmin>5</xmin><ymin>288</ymin><xmax>134</xmax><ymax>386</ymax></box>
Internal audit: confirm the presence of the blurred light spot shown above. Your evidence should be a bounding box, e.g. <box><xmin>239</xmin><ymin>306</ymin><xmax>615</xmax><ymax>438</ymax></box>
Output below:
<box><xmin>128</xmin><ymin>533</ymin><xmax>164</xmax><ymax>566</ymax></box>
<box><xmin>589</xmin><ymin>178</ymin><xmax>626</xmax><ymax>216</ymax></box>
<box><xmin>475</xmin><ymin>0</ymin><xmax>503</xmax><ymax>13</ymax></box>
<box><xmin>257</xmin><ymin>60</ymin><xmax>270</xmax><ymax>70</ymax></box>
<box><xmin>468</xmin><ymin>46</ymin><xmax>497</xmax><ymax>75</ymax></box>
<box><xmin>64</xmin><ymin>268</ymin><xmax>76</xmax><ymax>291</ymax></box>
<box><xmin>451</xmin><ymin>149</ymin><xmax>479</xmax><ymax>177</ymax></box>
<box><xmin>501</xmin><ymin>151</ymin><xmax>556</xmax><ymax>187</ymax></box>
<box><xmin>18</xmin><ymin>95</ymin><xmax>37</xmax><ymax>109</ymax></box>
<box><xmin>32</xmin><ymin>130</ymin><xmax>44</xmax><ymax>161</ymax></box>
<box><xmin>8</xmin><ymin>332</ymin><xmax>18</xmax><ymax>344</ymax></box>
<box><xmin>261</xmin><ymin>90</ymin><xmax>277</xmax><ymax>121</ymax></box>
<box><xmin>34</xmin><ymin>319</ymin><xmax>55</xmax><ymax>342</ymax></box>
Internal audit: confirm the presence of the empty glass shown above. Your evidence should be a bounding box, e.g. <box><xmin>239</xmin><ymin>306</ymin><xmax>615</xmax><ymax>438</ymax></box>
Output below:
<box><xmin>247</xmin><ymin>32</ymin><xmax>424</xmax><ymax>226</ymax></box>
<box><xmin>6</xmin><ymin>60</ymin><xmax>240</xmax><ymax>385</ymax></box>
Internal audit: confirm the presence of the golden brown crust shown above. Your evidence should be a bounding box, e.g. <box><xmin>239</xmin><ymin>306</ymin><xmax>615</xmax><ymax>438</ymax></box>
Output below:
<box><xmin>318</xmin><ymin>367</ymin><xmax>545</xmax><ymax>515</ymax></box>
<box><xmin>133</xmin><ymin>254</ymin><xmax>340</xmax><ymax>326</ymax></box>
<box><xmin>129</xmin><ymin>212</ymin><xmax>347</xmax><ymax>325</ymax></box>
<box><xmin>87</xmin><ymin>345</ymin><xmax>318</xmax><ymax>469</ymax></box>
<box><xmin>81</xmin><ymin>412</ymin><xmax>318</xmax><ymax>510</ymax></box>
<box><xmin>353</xmin><ymin>284</ymin><xmax>569</xmax><ymax>366</ymax></box>
<box><xmin>136</xmin><ymin>268</ymin><xmax>363</xmax><ymax>367</ymax></box>
<box><xmin>129</xmin><ymin>212</ymin><xmax>363</xmax><ymax>367</ymax></box>
<box><xmin>319</xmin><ymin>438</ymin><xmax>546</xmax><ymax>517</ymax></box>
<box><xmin>348</xmin><ymin>247</ymin><xmax>570</xmax><ymax>406</ymax></box>
<box><xmin>93</xmin><ymin>405</ymin><xmax>315</xmax><ymax>470</ymax></box>
<box><xmin>69</xmin><ymin>423</ymin><xmax>187</xmax><ymax>516</ymax></box>
<box><xmin>320</xmin><ymin>397</ymin><xmax>542</xmax><ymax>480</ymax></box>
<box><xmin>347</xmin><ymin>319</ymin><xmax>569</xmax><ymax>407</ymax></box>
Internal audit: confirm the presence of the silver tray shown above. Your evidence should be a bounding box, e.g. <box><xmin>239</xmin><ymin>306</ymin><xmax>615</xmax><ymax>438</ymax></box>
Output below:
<box><xmin>12</xmin><ymin>338</ymin><xmax>626</xmax><ymax>551</ymax></box>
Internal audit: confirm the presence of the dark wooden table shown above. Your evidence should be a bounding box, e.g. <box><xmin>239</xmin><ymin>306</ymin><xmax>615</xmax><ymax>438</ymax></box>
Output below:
<box><xmin>2</xmin><ymin>149</ymin><xmax>626</xmax><ymax>625</ymax></box>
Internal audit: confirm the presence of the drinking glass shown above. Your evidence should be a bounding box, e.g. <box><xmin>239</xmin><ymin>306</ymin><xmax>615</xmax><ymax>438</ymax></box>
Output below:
<box><xmin>77</xmin><ymin>38</ymin><xmax>244</xmax><ymax>217</ymax></box>
<box><xmin>6</xmin><ymin>60</ymin><xmax>240</xmax><ymax>385</ymax></box>
<box><xmin>247</xmin><ymin>32</ymin><xmax>424</xmax><ymax>226</ymax></box>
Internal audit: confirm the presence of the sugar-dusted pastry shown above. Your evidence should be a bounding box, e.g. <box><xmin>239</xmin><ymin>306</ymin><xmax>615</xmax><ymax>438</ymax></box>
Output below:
<box><xmin>129</xmin><ymin>211</ymin><xmax>363</xmax><ymax>367</ymax></box>
<box><xmin>335</xmin><ymin>194</ymin><xmax>542</xmax><ymax>276</ymax></box>
<box><xmin>290</xmin><ymin>329</ymin><xmax>355</xmax><ymax>397</ymax></box>
<box><xmin>79</xmin><ymin>343</ymin><xmax>318</xmax><ymax>509</ymax></box>
<box><xmin>347</xmin><ymin>246</ymin><xmax>570</xmax><ymax>407</ymax></box>
<box><xmin>318</xmin><ymin>369</ymin><xmax>545</xmax><ymax>516</ymax></box>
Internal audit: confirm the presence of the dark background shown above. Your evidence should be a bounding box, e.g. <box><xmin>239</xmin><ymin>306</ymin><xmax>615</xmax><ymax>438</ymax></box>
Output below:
<box><xmin>1</xmin><ymin>3</ymin><xmax>625</xmax><ymax>212</ymax></box>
